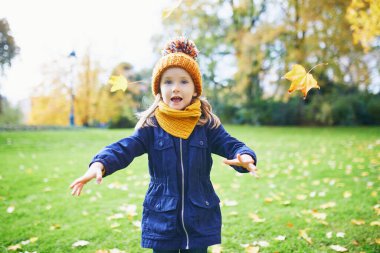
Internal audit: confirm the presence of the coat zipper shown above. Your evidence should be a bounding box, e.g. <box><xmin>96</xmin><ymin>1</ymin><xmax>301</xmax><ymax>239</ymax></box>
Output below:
<box><xmin>180</xmin><ymin>138</ymin><xmax>190</xmax><ymax>249</ymax></box>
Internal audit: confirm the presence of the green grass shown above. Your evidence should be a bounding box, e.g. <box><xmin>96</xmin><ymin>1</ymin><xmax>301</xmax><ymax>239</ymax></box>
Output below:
<box><xmin>0</xmin><ymin>126</ymin><xmax>379</xmax><ymax>253</ymax></box>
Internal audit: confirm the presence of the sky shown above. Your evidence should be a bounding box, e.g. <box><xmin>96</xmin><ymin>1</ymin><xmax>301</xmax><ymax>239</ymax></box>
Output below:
<box><xmin>0</xmin><ymin>0</ymin><xmax>170</xmax><ymax>105</ymax></box>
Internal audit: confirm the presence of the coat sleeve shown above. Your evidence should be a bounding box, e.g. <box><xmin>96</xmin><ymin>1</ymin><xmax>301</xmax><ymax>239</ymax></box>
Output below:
<box><xmin>89</xmin><ymin>127</ymin><xmax>150</xmax><ymax>177</ymax></box>
<box><xmin>207</xmin><ymin>123</ymin><xmax>257</xmax><ymax>173</ymax></box>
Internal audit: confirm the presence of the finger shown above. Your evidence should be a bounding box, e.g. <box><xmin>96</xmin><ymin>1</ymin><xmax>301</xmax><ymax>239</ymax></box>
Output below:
<box><xmin>223</xmin><ymin>158</ymin><xmax>239</xmax><ymax>166</ymax></box>
<box><xmin>248</xmin><ymin>163</ymin><xmax>259</xmax><ymax>178</ymax></box>
<box><xmin>71</xmin><ymin>184</ymin><xmax>79</xmax><ymax>196</ymax></box>
<box><xmin>70</xmin><ymin>179</ymin><xmax>80</xmax><ymax>189</ymax></box>
<box><xmin>96</xmin><ymin>169</ymin><xmax>103</xmax><ymax>184</ymax></box>
<box><xmin>237</xmin><ymin>154</ymin><xmax>244</xmax><ymax>163</ymax></box>
<box><xmin>73</xmin><ymin>184</ymin><xmax>83</xmax><ymax>196</ymax></box>
<box><xmin>70</xmin><ymin>176</ymin><xmax>86</xmax><ymax>188</ymax></box>
<box><xmin>76</xmin><ymin>185</ymin><xmax>83</xmax><ymax>196</ymax></box>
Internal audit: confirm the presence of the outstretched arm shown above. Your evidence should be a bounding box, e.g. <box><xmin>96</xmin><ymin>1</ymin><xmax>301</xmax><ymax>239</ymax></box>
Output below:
<box><xmin>207</xmin><ymin>123</ymin><xmax>258</xmax><ymax>175</ymax></box>
<box><xmin>223</xmin><ymin>154</ymin><xmax>258</xmax><ymax>178</ymax></box>
<box><xmin>69</xmin><ymin>162</ymin><xmax>105</xmax><ymax>196</ymax></box>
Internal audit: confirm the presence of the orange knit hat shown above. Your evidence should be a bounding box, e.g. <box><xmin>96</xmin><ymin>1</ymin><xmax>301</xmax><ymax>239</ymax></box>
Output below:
<box><xmin>151</xmin><ymin>36</ymin><xmax>202</xmax><ymax>97</ymax></box>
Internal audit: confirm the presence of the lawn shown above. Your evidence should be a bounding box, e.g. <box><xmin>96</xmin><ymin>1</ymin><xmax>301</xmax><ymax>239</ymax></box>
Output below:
<box><xmin>0</xmin><ymin>126</ymin><xmax>379</xmax><ymax>253</ymax></box>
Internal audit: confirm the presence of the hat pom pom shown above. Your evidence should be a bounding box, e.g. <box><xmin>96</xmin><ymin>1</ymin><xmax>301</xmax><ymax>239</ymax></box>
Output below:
<box><xmin>162</xmin><ymin>36</ymin><xmax>199</xmax><ymax>60</ymax></box>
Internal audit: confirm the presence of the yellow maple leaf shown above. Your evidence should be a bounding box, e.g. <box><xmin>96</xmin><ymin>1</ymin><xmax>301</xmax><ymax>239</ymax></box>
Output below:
<box><xmin>283</xmin><ymin>63</ymin><xmax>327</xmax><ymax>99</ymax></box>
<box><xmin>108</xmin><ymin>75</ymin><xmax>128</xmax><ymax>92</ymax></box>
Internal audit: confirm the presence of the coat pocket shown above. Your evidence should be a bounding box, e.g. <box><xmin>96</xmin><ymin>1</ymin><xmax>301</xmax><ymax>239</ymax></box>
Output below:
<box><xmin>143</xmin><ymin>195</ymin><xmax>178</xmax><ymax>237</ymax></box>
<box><xmin>188</xmin><ymin>192</ymin><xmax>221</xmax><ymax>236</ymax></box>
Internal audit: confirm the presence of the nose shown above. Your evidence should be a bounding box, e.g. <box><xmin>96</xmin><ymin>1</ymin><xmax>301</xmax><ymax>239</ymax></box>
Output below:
<box><xmin>171</xmin><ymin>82</ymin><xmax>180</xmax><ymax>93</ymax></box>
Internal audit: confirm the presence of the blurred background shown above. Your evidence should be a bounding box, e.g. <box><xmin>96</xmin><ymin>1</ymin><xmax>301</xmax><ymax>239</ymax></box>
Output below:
<box><xmin>1</xmin><ymin>0</ymin><xmax>379</xmax><ymax>128</ymax></box>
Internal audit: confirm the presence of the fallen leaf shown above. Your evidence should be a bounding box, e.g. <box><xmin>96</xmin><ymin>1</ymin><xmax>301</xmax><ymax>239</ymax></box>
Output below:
<box><xmin>311</xmin><ymin>211</ymin><xmax>327</xmax><ymax>220</ymax></box>
<box><xmin>274</xmin><ymin>235</ymin><xmax>286</xmax><ymax>241</ymax></box>
<box><xmin>224</xmin><ymin>200</ymin><xmax>238</xmax><ymax>206</ymax></box>
<box><xmin>132</xmin><ymin>220</ymin><xmax>141</xmax><ymax>228</ymax></box>
<box><xmin>374</xmin><ymin>204</ymin><xmax>380</xmax><ymax>215</ymax></box>
<box><xmin>343</xmin><ymin>191</ymin><xmax>352</xmax><ymax>198</ymax></box>
<box><xmin>326</xmin><ymin>231</ymin><xmax>333</xmax><ymax>238</ymax></box>
<box><xmin>299</xmin><ymin>229</ymin><xmax>312</xmax><ymax>244</ymax></box>
<box><xmin>370</xmin><ymin>220</ymin><xmax>380</xmax><ymax>226</ymax></box>
<box><xmin>249</xmin><ymin>213</ymin><xmax>266</xmax><ymax>223</ymax></box>
<box><xmin>107</xmin><ymin>213</ymin><xmax>124</xmax><ymax>220</ymax></box>
<box><xmin>7</xmin><ymin>244</ymin><xmax>21</xmax><ymax>251</ymax></box>
<box><xmin>351</xmin><ymin>219</ymin><xmax>365</xmax><ymax>225</ymax></box>
<box><xmin>296</xmin><ymin>194</ymin><xmax>307</xmax><ymax>200</ymax></box>
<box><xmin>253</xmin><ymin>241</ymin><xmax>270</xmax><ymax>247</ymax></box>
<box><xmin>109</xmin><ymin>249</ymin><xmax>127</xmax><ymax>253</ymax></box>
<box><xmin>72</xmin><ymin>240</ymin><xmax>90</xmax><ymax>247</ymax></box>
<box><xmin>320</xmin><ymin>202</ymin><xmax>336</xmax><ymax>209</ymax></box>
<box><xmin>50</xmin><ymin>224</ymin><xmax>61</xmax><ymax>230</ymax></box>
<box><xmin>336</xmin><ymin>232</ymin><xmax>345</xmax><ymax>238</ymax></box>
<box><xmin>7</xmin><ymin>205</ymin><xmax>15</xmax><ymax>213</ymax></box>
<box><xmin>330</xmin><ymin>245</ymin><xmax>348</xmax><ymax>252</ymax></box>
<box><xmin>211</xmin><ymin>244</ymin><xmax>223</xmax><ymax>253</ymax></box>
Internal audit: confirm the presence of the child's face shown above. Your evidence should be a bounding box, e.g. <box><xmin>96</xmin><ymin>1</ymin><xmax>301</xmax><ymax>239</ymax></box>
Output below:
<box><xmin>160</xmin><ymin>67</ymin><xmax>197</xmax><ymax>110</ymax></box>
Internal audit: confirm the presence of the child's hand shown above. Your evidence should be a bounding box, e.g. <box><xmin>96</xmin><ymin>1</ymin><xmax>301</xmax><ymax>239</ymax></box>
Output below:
<box><xmin>223</xmin><ymin>154</ymin><xmax>259</xmax><ymax>178</ymax></box>
<box><xmin>69</xmin><ymin>162</ymin><xmax>104</xmax><ymax>196</ymax></box>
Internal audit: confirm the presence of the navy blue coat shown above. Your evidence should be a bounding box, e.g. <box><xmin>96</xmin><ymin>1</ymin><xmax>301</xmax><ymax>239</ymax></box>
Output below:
<box><xmin>90</xmin><ymin>120</ymin><xmax>257</xmax><ymax>250</ymax></box>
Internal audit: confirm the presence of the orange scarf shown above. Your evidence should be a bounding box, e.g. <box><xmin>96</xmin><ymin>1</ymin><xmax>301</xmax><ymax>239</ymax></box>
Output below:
<box><xmin>155</xmin><ymin>99</ymin><xmax>201</xmax><ymax>139</ymax></box>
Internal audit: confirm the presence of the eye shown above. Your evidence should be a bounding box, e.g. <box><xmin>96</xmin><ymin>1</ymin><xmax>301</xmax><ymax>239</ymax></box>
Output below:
<box><xmin>181</xmin><ymin>80</ymin><xmax>189</xmax><ymax>84</ymax></box>
<box><xmin>164</xmin><ymin>80</ymin><xmax>172</xmax><ymax>84</ymax></box>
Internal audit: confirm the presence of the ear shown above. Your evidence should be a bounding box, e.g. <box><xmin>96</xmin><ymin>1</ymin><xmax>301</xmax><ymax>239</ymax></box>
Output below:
<box><xmin>193</xmin><ymin>92</ymin><xmax>198</xmax><ymax>97</ymax></box>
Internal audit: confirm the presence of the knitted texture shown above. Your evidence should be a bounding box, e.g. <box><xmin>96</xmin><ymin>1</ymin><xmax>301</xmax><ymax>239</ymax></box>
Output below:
<box><xmin>154</xmin><ymin>98</ymin><xmax>201</xmax><ymax>139</ymax></box>
<box><xmin>151</xmin><ymin>52</ymin><xmax>202</xmax><ymax>96</ymax></box>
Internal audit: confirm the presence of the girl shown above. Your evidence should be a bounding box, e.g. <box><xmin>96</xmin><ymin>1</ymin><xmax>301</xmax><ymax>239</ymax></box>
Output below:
<box><xmin>70</xmin><ymin>36</ymin><xmax>258</xmax><ymax>253</ymax></box>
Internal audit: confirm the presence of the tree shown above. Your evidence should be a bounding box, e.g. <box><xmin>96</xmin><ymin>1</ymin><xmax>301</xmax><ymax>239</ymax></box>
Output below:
<box><xmin>346</xmin><ymin>0</ymin><xmax>380</xmax><ymax>53</ymax></box>
<box><xmin>0</xmin><ymin>18</ymin><xmax>20</xmax><ymax>113</ymax></box>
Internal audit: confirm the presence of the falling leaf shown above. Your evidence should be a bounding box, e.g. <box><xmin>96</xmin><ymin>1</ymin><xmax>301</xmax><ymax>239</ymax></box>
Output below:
<box><xmin>72</xmin><ymin>240</ymin><xmax>90</xmax><ymax>247</ymax></box>
<box><xmin>351</xmin><ymin>219</ymin><xmax>365</xmax><ymax>225</ymax></box>
<box><xmin>299</xmin><ymin>229</ymin><xmax>312</xmax><ymax>244</ymax></box>
<box><xmin>330</xmin><ymin>245</ymin><xmax>348</xmax><ymax>252</ymax></box>
<box><xmin>283</xmin><ymin>63</ymin><xmax>327</xmax><ymax>99</ymax></box>
<box><xmin>108</xmin><ymin>75</ymin><xmax>128</xmax><ymax>92</ymax></box>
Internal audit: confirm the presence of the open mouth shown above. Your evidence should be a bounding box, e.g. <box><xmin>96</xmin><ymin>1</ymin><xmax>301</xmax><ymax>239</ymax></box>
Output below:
<box><xmin>170</xmin><ymin>96</ymin><xmax>183</xmax><ymax>103</ymax></box>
